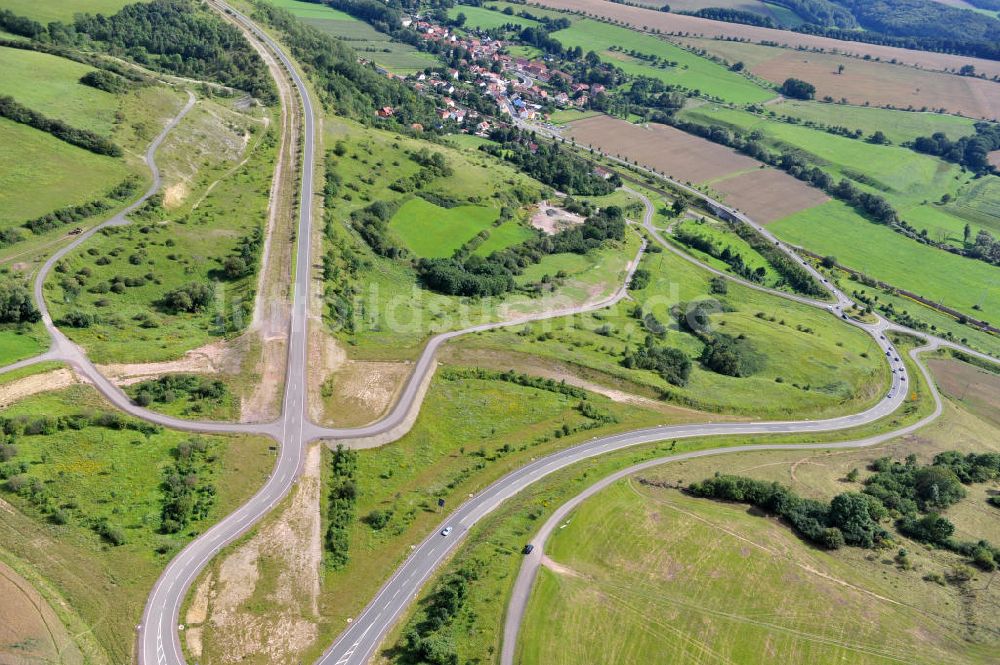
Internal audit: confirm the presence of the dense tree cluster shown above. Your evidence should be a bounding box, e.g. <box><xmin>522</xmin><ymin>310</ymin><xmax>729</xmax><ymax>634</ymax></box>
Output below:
<box><xmin>0</xmin><ymin>95</ymin><xmax>122</xmax><ymax>156</ymax></box>
<box><xmin>0</xmin><ymin>280</ymin><xmax>41</xmax><ymax>324</ymax></box>
<box><xmin>79</xmin><ymin>69</ymin><xmax>130</xmax><ymax>93</ymax></box>
<box><xmin>683</xmin><ymin>7</ymin><xmax>776</xmax><ymax>28</ymax></box>
<box><xmin>484</xmin><ymin>129</ymin><xmax>620</xmax><ymax>196</ymax></box>
<box><xmin>912</xmin><ymin>123</ymin><xmax>1000</xmax><ymax>174</ymax></box>
<box><xmin>688</xmin><ymin>475</ymin><xmax>889</xmax><ymax>549</ymax></box>
<box><xmin>326</xmin><ymin>444</ymin><xmax>357</xmax><ymax>569</ymax></box>
<box><xmin>160</xmin><ymin>438</ymin><xmax>216</xmax><ymax>534</ymax></box>
<box><xmin>350</xmin><ymin>200</ymin><xmax>406</xmax><ymax>260</ymax></box>
<box><xmin>401</xmin><ymin>565</ymin><xmax>480</xmax><ymax>665</ymax></box>
<box><xmin>779</xmin><ymin>77</ymin><xmax>816</xmax><ymax>100</ymax></box>
<box><xmin>161</xmin><ymin>282</ymin><xmax>215</xmax><ymax>313</ymax></box>
<box><xmin>622</xmin><ymin>335</ymin><xmax>692</xmax><ymax>386</ymax></box>
<box><xmin>673</xmin><ymin>226</ymin><xmax>767</xmax><ymax>285</ymax></box>
<box><xmin>726</xmin><ymin>221</ymin><xmax>827</xmax><ymax>296</ymax></box>
<box><xmin>132</xmin><ymin>374</ymin><xmax>227</xmax><ymax>408</ymax></box>
<box><xmin>74</xmin><ymin>0</ymin><xmax>275</xmax><ymax>102</ymax></box>
<box><xmin>699</xmin><ymin>332</ymin><xmax>765</xmax><ymax>377</ymax></box>
<box><xmin>769</xmin><ymin>0</ymin><xmax>857</xmax><ymax>27</ymax></box>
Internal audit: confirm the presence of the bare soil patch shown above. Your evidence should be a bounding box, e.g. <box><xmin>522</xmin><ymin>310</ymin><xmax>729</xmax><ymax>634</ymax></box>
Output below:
<box><xmin>530</xmin><ymin>201</ymin><xmax>586</xmax><ymax>235</ymax></box>
<box><xmin>0</xmin><ymin>369</ymin><xmax>77</xmax><ymax>408</ymax></box>
<box><xmin>240</xmin><ymin>335</ymin><xmax>286</xmax><ymax>424</ymax></box>
<box><xmin>567</xmin><ymin>115</ymin><xmax>759</xmax><ymax>183</ymax></box>
<box><xmin>927</xmin><ymin>358</ymin><xmax>1000</xmax><ymax>428</ymax></box>
<box><xmin>710</xmin><ymin>168</ymin><xmax>829</xmax><ymax>222</ymax></box>
<box><xmin>531</xmin><ymin>0</ymin><xmax>1000</xmax><ymax>78</ymax></box>
<box><xmin>989</xmin><ymin>150</ymin><xmax>1000</xmax><ymax>170</ymax></box>
<box><xmin>307</xmin><ymin>324</ymin><xmax>346</xmax><ymax>423</ymax></box>
<box><xmin>0</xmin><ymin>561</ymin><xmax>83</xmax><ymax>665</ymax></box>
<box><xmin>163</xmin><ymin>182</ymin><xmax>189</xmax><ymax>209</ymax></box>
<box><xmin>191</xmin><ymin>443</ymin><xmax>322</xmax><ymax>665</ymax></box>
<box><xmin>320</xmin><ymin>360</ymin><xmax>411</xmax><ymax>428</ymax></box>
<box><xmin>99</xmin><ymin>340</ymin><xmax>241</xmax><ymax>385</ymax></box>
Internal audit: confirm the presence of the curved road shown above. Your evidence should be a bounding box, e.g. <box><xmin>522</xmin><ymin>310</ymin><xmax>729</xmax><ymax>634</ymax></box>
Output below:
<box><xmin>0</xmin><ymin>4</ymin><xmax>995</xmax><ymax>665</ymax></box>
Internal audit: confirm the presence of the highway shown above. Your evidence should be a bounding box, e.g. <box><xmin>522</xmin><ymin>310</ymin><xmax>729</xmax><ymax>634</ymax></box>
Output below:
<box><xmin>0</xmin><ymin>4</ymin><xmax>995</xmax><ymax>665</ymax></box>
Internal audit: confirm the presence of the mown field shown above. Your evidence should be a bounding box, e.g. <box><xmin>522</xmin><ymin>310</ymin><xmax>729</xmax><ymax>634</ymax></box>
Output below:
<box><xmin>262</xmin><ymin>0</ymin><xmax>437</xmax><ymax>73</ymax></box>
<box><xmin>46</xmin><ymin>96</ymin><xmax>276</xmax><ymax>363</ymax></box>
<box><xmin>449</xmin><ymin>4</ymin><xmax>540</xmax><ymax>30</ymax></box>
<box><xmin>550</xmin><ymin>19</ymin><xmax>775</xmax><ymax>105</ymax></box>
<box><xmin>0</xmin><ymin>325</ymin><xmax>47</xmax><ymax>366</ymax></box>
<box><xmin>771</xmin><ymin>200</ymin><xmax>1000</xmax><ymax>326</ymax></box>
<box><xmin>679</xmin><ymin>37</ymin><xmax>1000</xmax><ymax>120</ymax></box>
<box><xmin>0</xmin><ymin>384</ymin><xmax>272</xmax><ymax>664</ymax></box>
<box><xmin>389</xmin><ymin>198</ymin><xmax>501</xmax><ymax>259</ymax></box>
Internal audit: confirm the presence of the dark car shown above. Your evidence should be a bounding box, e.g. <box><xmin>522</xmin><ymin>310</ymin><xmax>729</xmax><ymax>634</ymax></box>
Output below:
<box><xmin>523</xmin><ymin>544</ymin><xmax>535</xmax><ymax>555</ymax></box>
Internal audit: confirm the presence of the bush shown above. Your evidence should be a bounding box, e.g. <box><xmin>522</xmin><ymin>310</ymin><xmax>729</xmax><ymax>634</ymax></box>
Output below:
<box><xmin>162</xmin><ymin>282</ymin><xmax>214</xmax><ymax>313</ymax></box>
<box><xmin>779</xmin><ymin>78</ymin><xmax>816</xmax><ymax>100</ymax></box>
<box><xmin>622</xmin><ymin>335</ymin><xmax>692</xmax><ymax>386</ymax></box>
<box><xmin>0</xmin><ymin>280</ymin><xmax>40</xmax><ymax>323</ymax></box>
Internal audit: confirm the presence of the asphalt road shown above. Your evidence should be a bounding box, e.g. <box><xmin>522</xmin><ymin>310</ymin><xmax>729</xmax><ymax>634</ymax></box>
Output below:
<box><xmin>0</xmin><ymin>6</ymin><xmax>995</xmax><ymax>665</ymax></box>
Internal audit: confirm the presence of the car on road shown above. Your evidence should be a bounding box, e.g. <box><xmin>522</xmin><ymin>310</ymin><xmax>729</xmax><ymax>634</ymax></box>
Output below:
<box><xmin>523</xmin><ymin>544</ymin><xmax>535</xmax><ymax>554</ymax></box>
<box><xmin>441</xmin><ymin>526</ymin><xmax>452</xmax><ymax>536</ymax></box>
<box><xmin>69</xmin><ymin>227</ymin><xmax>83</xmax><ymax>235</ymax></box>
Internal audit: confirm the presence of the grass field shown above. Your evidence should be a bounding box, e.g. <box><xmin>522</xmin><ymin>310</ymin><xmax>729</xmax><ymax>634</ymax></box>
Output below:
<box><xmin>768</xmin><ymin>99</ymin><xmax>977</xmax><ymax>145</ymax></box>
<box><xmin>389</xmin><ymin>197</ymin><xmax>501</xmax><ymax>258</ymax></box>
<box><xmin>450</xmin><ymin>4</ymin><xmax>540</xmax><ymax>30</ymax></box>
<box><xmin>772</xmin><ymin>200</ymin><xmax>1000</xmax><ymax>324</ymax></box>
<box><xmin>0</xmin><ymin>0</ymin><xmax>142</xmax><ymax>23</ymax></box>
<box><xmin>0</xmin><ymin>384</ymin><xmax>272</xmax><ymax>664</ymax></box>
<box><xmin>460</xmin><ymin>223</ymin><xmax>888</xmax><ymax>418</ymax></box>
<box><xmin>474</xmin><ymin>219</ymin><xmax>535</xmax><ymax>256</ymax></box>
<box><xmin>519</xmin><ymin>469</ymin><xmax>995</xmax><ymax>665</ymax></box>
<box><xmin>549</xmin><ymin>19</ymin><xmax>775</xmax><ymax>104</ymax></box>
<box><xmin>0</xmin><ymin>46</ymin><xmax>120</xmax><ymax>135</ymax></box>
<box><xmin>0</xmin><ymin>119</ymin><xmax>130</xmax><ymax>230</ymax></box>
<box><xmin>45</xmin><ymin>97</ymin><xmax>275</xmax><ymax>363</ymax></box>
<box><xmin>263</xmin><ymin>0</ymin><xmax>437</xmax><ymax>73</ymax></box>
<box><xmin>0</xmin><ymin>324</ymin><xmax>47</xmax><ymax>366</ymax></box>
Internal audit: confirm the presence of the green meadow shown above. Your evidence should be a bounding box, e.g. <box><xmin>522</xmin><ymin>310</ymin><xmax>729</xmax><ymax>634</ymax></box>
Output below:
<box><xmin>0</xmin><ymin>324</ymin><xmax>47</xmax><ymax>366</ymax></box>
<box><xmin>550</xmin><ymin>19</ymin><xmax>775</xmax><ymax>104</ymax></box>
<box><xmin>449</xmin><ymin>4</ymin><xmax>540</xmax><ymax>30</ymax></box>
<box><xmin>0</xmin><ymin>0</ymin><xmax>143</xmax><ymax>23</ymax></box>
<box><xmin>0</xmin><ymin>45</ymin><xmax>120</xmax><ymax>135</ymax></box>
<box><xmin>389</xmin><ymin>197</ymin><xmax>501</xmax><ymax>258</ymax></box>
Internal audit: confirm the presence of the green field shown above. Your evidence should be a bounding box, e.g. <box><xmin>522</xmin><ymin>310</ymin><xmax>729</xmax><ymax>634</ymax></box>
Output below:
<box><xmin>0</xmin><ymin>325</ymin><xmax>47</xmax><ymax>366</ymax></box>
<box><xmin>672</xmin><ymin>217</ymin><xmax>781</xmax><ymax>285</ymax></box>
<box><xmin>262</xmin><ymin>0</ymin><xmax>438</xmax><ymax>73</ymax></box>
<box><xmin>519</xmin><ymin>473</ymin><xmax>994</xmax><ymax>665</ymax></box>
<box><xmin>0</xmin><ymin>46</ymin><xmax>120</xmax><ymax>135</ymax></box>
<box><xmin>449</xmin><ymin>4</ymin><xmax>539</xmax><ymax>30</ymax></box>
<box><xmin>771</xmin><ymin>99</ymin><xmax>977</xmax><ymax>145</ymax></box>
<box><xmin>0</xmin><ymin>118</ymin><xmax>130</xmax><ymax>229</ymax></box>
<box><xmin>474</xmin><ymin>219</ymin><xmax>536</xmax><ymax>256</ymax></box>
<box><xmin>0</xmin><ymin>0</ymin><xmax>142</xmax><ymax>23</ymax></box>
<box><xmin>0</xmin><ymin>384</ymin><xmax>272</xmax><ymax>663</ymax></box>
<box><xmin>547</xmin><ymin>108</ymin><xmax>601</xmax><ymax>124</ymax></box>
<box><xmin>680</xmin><ymin>104</ymin><xmax>996</xmax><ymax>242</ymax></box>
<box><xmin>45</xmin><ymin>98</ymin><xmax>275</xmax><ymax>363</ymax></box>
<box><xmin>389</xmin><ymin>197</ymin><xmax>501</xmax><ymax>258</ymax></box>
<box><xmin>550</xmin><ymin>19</ymin><xmax>775</xmax><ymax>104</ymax></box>
<box><xmin>772</xmin><ymin>200</ymin><xmax>1000</xmax><ymax>325</ymax></box>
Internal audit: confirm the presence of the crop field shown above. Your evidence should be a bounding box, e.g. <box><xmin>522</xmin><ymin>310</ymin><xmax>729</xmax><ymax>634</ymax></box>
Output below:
<box><xmin>0</xmin><ymin>46</ymin><xmax>120</xmax><ymax>135</ymax></box>
<box><xmin>771</xmin><ymin>201</ymin><xmax>1000</xmax><ymax>324</ymax></box>
<box><xmin>0</xmin><ymin>0</ymin><xmax>143</xmax><ymax>23</ymax></box>
<box><xmin>550</xmin><ymin>19</ymin><xmax>775</xmax><ymax>104</ymax></box>
<box><xmin>46</xmin><ymin>97</ymin><xmax>276</xmax><ymax>363</ymax></box>
<box><xmin>565</xmin><ymin>114</ymin><xmax>824</xmax><ymax>221</ymax></box>
<box><xmin>765</xmin><ymin>100</ymin><xmax>977</xmax><ymax>145</ymax></box>
<box><xmin>389</xmin><ymin>197</ymin><xmax>501</xmax><ymax>259</ymax></box>
<box><xmin>0</xmin><ymin>119</ymin><xmax>130</xmax><ymax>229</ymax></box>
<box><xmin>529</xmin><ymin>0</ymin><xmax>1000</xmax><ymax>79</ymax></box>
<box><xmin>263</xmin><ymin>0</ymin><xmax>437</xmax><ymax>73</ymax></box>
<box><xmin>679</xmin><ymin>37</ymin><xmax>1000</xmax><ymax>120</ymax></box>
<box><xmin>0</xmin><ymin>384</ymin><xmax>272</xmax><ymax>663</ymax></box>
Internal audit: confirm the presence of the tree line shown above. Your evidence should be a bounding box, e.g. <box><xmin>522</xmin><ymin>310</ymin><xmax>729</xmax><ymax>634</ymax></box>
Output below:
<box><xmin>0</xmin><ymin>95</ymin><xmax>122</xmax><ymax>156</ymax></box>
<box><xmin>912</xmin><ymin>122</ymin><xmax>1000</xmax><ymax>174</ymax></box>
